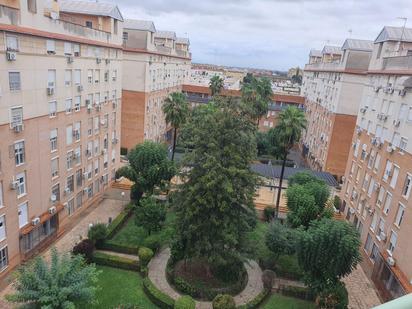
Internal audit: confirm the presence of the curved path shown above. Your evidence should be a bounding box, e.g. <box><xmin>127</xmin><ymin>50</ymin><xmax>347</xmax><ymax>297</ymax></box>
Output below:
<box><xmin>148</xmin><ymin>248</ymin><xmax>263</xmax><ymax>309</ymax></box>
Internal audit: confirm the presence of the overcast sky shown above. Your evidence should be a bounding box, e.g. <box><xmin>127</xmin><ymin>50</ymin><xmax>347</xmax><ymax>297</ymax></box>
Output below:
<box><xmin>112</xmin><ymin>0</ymin><xmax>412</xmax><ymax>71</ymax></box>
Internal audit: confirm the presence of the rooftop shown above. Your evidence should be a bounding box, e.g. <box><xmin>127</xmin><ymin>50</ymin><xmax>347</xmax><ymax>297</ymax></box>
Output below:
<box><xmin>342</xmin><ymin>38</ymin><xmax>373</xmax><ymax>51</ymax></box>
<box><xmin>309</xmin><ymin>49</ymin><xmax>322</xmax><ymax>57</ymax></box>
<box><xmin>59</xmin><ymin>0</ymin><xmax>123</xmax><ymax>21</ymax></box>
<box><xmin>155</xmin><ymin>31</ymin><xmax>177</xmax><ymax>40</ymax></box>
<box><xmin>375</xmin><ymin>26</ymin><xmax>412</xmax><ymax>43</ymax></box>
<box><xmin>123</xmin><ymin>19</ymin><xmax>156</xmax><ymax>32</ymax></box>
<box><xmin>251</xmin><ymin>163</ymin><xmax>339</xmax><ymax>188</ymax></box>
<box><xmin>322</xmin><ymin>45</ymin><xmax>342</xmax><ymax>55</ymax></box>
<box><xmin>176</xmin><ymin>37</ymin><xmax>190</xmax><ymax>45</ymax></box>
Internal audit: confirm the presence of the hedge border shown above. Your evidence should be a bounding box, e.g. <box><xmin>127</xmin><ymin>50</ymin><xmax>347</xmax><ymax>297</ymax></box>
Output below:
<box><xmin>142</xmin><ymin>277</ymin><xmax>175</xmax><ymax>309</ymax></box>
<box><xmin>92</xmin><ymin>251</ymin><xmax>139</xmax><ymax>271</ymax></box>
<box><xmin>97</xmin><ymin>241</ymin><xmax>139</xmax><ymax>255</ymax></box>
<box><xmin>107</xmin><ymin>208</ymin><xmax>133</xmax><ymax>239</ymax></box>
<box><xmin>276</xmin><ymin>285</ymin><xmax>316</xmax><ymax>302</ymax></box>
<box><xmin>236</xmin><ymin>289</ymin><xmax>270</xmax><ymax>309</ymax></box>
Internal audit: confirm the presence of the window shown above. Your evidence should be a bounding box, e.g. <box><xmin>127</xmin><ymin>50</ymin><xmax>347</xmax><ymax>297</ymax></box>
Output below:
<box><xmin>86</xmin><ymin>21</ymin><xmax>93</xmax><ymax>28</ymax></box>
<box><xmin>367</xmin><ymin>178</ymin><xmax>375</xmax><ymax>197</ymax></box>
<box><xmin>123</xmin><ymin>32</ymin><xmax>129</xmax><ymax>42</ymax></box>
<box><xmin>383</xmin><ymin>193</ymin><xmax>392</xmax><ymax>215</ymax></box>
<box><xmin>65</xmin><ymin>99</ymin><xmax>73</xmax><ymax>114</ymax></box>
<box><xmin>76</xmin><ymin>192</ymin><xmax>82</xmax><ymax>209</ymax></box>
<box><xmin>64</xmin><ymin>42</ymin><xmax>72</xmax><ymax>55</ymax></box>
<box><xmin>46</xmin><ymin>39</ymin><xmax>55</xmax><ymax>54</ymax></box>
<box><xmin>95</xmin><ymin>179</ymin><xmax>100</xmax><ymax>193</ymax></box>
<box><xmin>392</xmin><ymin>132</ymin><xmax>401</xmax><ymax>148</ymax></box>
<box><xmin>388</xmin><ymin>231</ymin><xmax>397</xmax><ymax>254</ymax></box>
<box><xmin>373</xmin><ymin>153</ymin><xmax>381</xmax><ymax>173</ymax></box>
<box><xmin>364</xmin><ymin>233</ymin><xmax>372</xmax><ymax>253</ymax></box>
<box><xmin>49</xmin><ymin>101</ymin><xmax>57</xmax><ymax>117</ymax></box>
<box><xmin>370</xmin><ymin>243</ymin><xmax>379</xmax><ymax>263</ymax></box>
<box><xmin>74</xmin><ymin>96</ymin><xmax>81</xmax><ymax>112</ymax></box>
<box><xmin>349</xmin><ymin>161</ymin><xmax>355</xmax><ymax>177</ymax></box>
<box><xmin>398</xmin><ymin>104</ymin><xmax>408</xmax><ymax>121</ymax></box>
<box><xmin>353</xmin><ymin>139</ymin><xmax>360</xmax><ymax>157</ymax></box>
<box><xmin>371</xmin><ymin>213</ymin><xmax>378</xmax><ymax>232</ymax></box>
<box><xmin>27</xmin><ymin>0</ymin><xmax>37</xmax><ymax>13</ymax></box>
<box><xmin>65</xmin><ymin>70</ymin><xmax>72</xmax><ymax>86</ymax></box>
<box><xmin>87</xmin><ymin>118</ymin><xmax>93</xmax><ymax>136</ymax></box>
<box><xmin>74</xmin><ymin>70</ymin><xmax>81</xmax><ymax>85</ymax></box>
<box><xmin>66</xmin><ymin>151</ymin><xmax>73</xmax><ymax>170</ymax></box>
<box><xmin>0</xmin><ymin>216</ymin><xmax>6</xmax><ymax>241</ymax></box>
<box><xmin>51</xmin><ymin>157</ymin><xmax>59</xmax><ymax>178</ymax></box>
<box><xmin>66</xmin><ymin>175</ymin><xmax>74</xmax><ymax>193</ymax></box>
<box><xmin>400</xmin><ymin>137</ymin><xmax>408</xmax><ymax>153</ymax></box>
<box><xmin>0</xmin><ymin>246</ymin><xmax>8</xmax><ymax>271</ymax></box>
<box><xmin>377</xmin><ymin>217</ymin><xmax>385</xmax><ymax>238</ymax></box>
<box><xmin>74</xmin><ymin>146</ymin><xmax>81</xmax><ymax>165</ymax></box>
<box><xmin>51</xmin><ymin>183</ymin><xmax>60</xmax><ymax>202</ymax></box>
<box><xmin>50</xmin><ymin>129</ymin><xmax>58</xmax><ymax>151</ymax></box>
<box><xmin>94</xmin><ymin>117</ymin><xmax>100</xmax><ymax>134</ymax></box>
<box><xmin>9</xmin><ymin>72</ymin><xmax>21</xmax><ymax>91</ymax></box>
<box><xmin>390</xmin><ymin>166</ymin><xmax>399</xmax><ymax>189</ymax></box>
<box><xmin>94</xmin><ymin>159</ymin><xmax>99</xmax><ymax>175</ymax></box>
<box><xmin>73</xmin><ymin>44</ymin><xmax>80</xmax><ymax>57</ymax></box>
<box><xmin>402</xmin><ymin>174</ymin><xmax>412</xmax><ymax>198</ymax></box>
<box><xmin>94</xmin><ymin>70</ymin><xmax>100</xmax><ymax>84</ymax></box>
<box><xmin>0</xmin><ymin>183</ymin><xmax>3</xmax><ymax>207</ymax></box>
<box><xmin>66</xmin><ymin>198</ymin><xmax>75</xmax><ymax>216</ymax></box>
<box><xmin>355</xmin><ymin>166</ymin><xmax>362</xmax><ymax>183</ymax></box>
<box><xmin>73</xmin><ymin>121</ymin><xmax>81</xmax><ymax>141</ymax></box>
<box><xmin>87</xmin><ymin>164</ymin><xmax>92</xmax><ymax>180</ymax></box>
<box><xmin>47</xmin><ymin>69</ymin><xmax>56</xmax><ymax>88</ymax></box>
<box><xmin>66</xmin><ymin>125</ymin><xmax>73</xmax><ymax>145</ymax></box>
<box><xmin>18</xmin><ymin>202</ymin><xmax>28</xmax><ymax>228</ymax></box>
<box><xmin>76</xmin><ymin>169</ymin><xmax>83</xmax><ymax>187</ymax></box>
<box><xmin>112</xmin><ymin>70</ymin><xmax>117</xmax><ymax>82</ymax></box>
<box><xmin>377</xmin><ymin>186</ymin><xmax>385</xmax><ymax>207</ymax></box>
<box><xmin>87</xmin><ymin>141</ymin><xmax>93</xmax><ymax>158</ymax></box>
<box><xmin>6</xmin><ymin>35</ymin><xmax>18</xmax><ymax>51</ymax></box>
<box><xmin>94</xmin><ymin>139</ymin><xmax>99</xmax><ymax>156</ymax></box>
<box><xmin>383</xmin><ymin>160</ymin><xmax>392</xmax><ymax>182</ymax></box>
<box><xmin>367</xmin><ymin>150</ymin><xmax>375</xmax><ymax>169</ymax></box>
<box><xmin>14</xmin><ymin>141</ymin><xmax>25</xmax><ymax>166</ymax></box>
<box><xmin>87</xmin><ymin>70</ymin><xmax>93</xmax><ymax>84</ymax></box>
<box><xmin>362</xmin><ymin>173</ymin><xmax>370</xmax><ymax>191</ymax></box>
<box><xmin>395</xmin><ymin>203</ymin><xmax>405</xmax><ymax>227</ymax></box>
<box><xmin>112</xmin><ymin>90</ymin><xmax>117</xmax><ymax>100</ymax></box>
<box><xmin>10</xmin><ymin>107</ymin><xmax>23</xmax><ymax>127</ymax></box>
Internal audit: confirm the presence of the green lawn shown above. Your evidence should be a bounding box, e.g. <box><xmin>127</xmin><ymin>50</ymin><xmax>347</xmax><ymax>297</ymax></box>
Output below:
<box><xmin>89</xmin><ymin>265</ymin><xmax>158</xmax><ymax>309</ymax></box>
<box><xmin>110</xmin><ymin>212</ymin><xmax>176</xmax><ymax>248</ymax></box>
<box><xmin>262</xmin><ymin>293</ymin><xmax>316</xmax><ymax>309</ymax></box>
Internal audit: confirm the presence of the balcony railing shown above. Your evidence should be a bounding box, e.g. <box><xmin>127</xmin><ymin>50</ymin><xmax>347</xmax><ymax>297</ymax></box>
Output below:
<box><xmin>382</xmin><ymin>55</ymin><xmax>412</xmax><ymax>70</ymax></box>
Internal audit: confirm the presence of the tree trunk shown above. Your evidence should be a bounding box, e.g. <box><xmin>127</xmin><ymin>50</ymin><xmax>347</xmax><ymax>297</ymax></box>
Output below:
<box><xmin>275</xmin><ymin>151</ymin><xmax>288</xmax><ymax>219</ymax></box>
<box><xmin>171</xmin><ymin>127</ymin><xmax>177</xmax><ymax>161</ymax></box>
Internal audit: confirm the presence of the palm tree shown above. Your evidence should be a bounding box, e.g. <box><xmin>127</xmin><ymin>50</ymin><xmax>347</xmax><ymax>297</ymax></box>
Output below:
<box><xmin>271</xmin><ymin>106</ymin><xmax>306</xmax><ymax>219</ymax></box>
<box><xmin>162</xmin><ymin>92</ymin><xmax>189</xmax><ymax>161</ymax></box>
<box><xmin>209</xmin><ymin>75</ymin><xmax>224</xmax><ymax>96</ymax></box>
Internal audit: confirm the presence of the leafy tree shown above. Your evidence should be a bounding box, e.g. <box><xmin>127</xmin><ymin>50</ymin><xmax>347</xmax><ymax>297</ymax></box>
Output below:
<box><xmin>138</xmin><ymin>247</ymin><xmax>154</xmax><ymax>266</ymax></box>
<box><xmin>209</xmin><ymin>75</ymin><xmax>224</xmax><ymax>96</ymax></box>
<box><xmin>6</xmin><ymin>248</ymin><xmax>100</xmax><ymax>308</ymax></box>
<box><xmin>172</xmin><ymin>97</ymin><xmax>257</xmax><ymax>271</ymax></box>
<box><xmin>88</xmin><ymin>223</ymin><xmax>108</xmax><ymax>246</ymax></box>
<box><xmin>162</xmin><ymin>92</ymin><xmax>190</xmax><ymax>161</ymax></box>
<box><xmin>241</xmin><ymin>77</ymin><xmax>273</xmax><ymax>125</ymax></box>
<box><xmin>269</xmin><ymin>106</ymin><xmax>306</xmax><ymax>218</ymax></box>
<box><xmin>256</xmin><ymin>131</ymin><xmax>271</xmax><ymax>156</ymax></box>
<box><xmin>117</xmin><ymin>141</ymin><xmax>176</xmax><ymax>199</ymax></box>
<box><xmin>291</xmin><ymin>67</ymin><xmax>302</xmax><ymax>85</ymax></box>
<box><xmin>212</xmin><ymin>294</ymin><xmax>236</xmax><ymax>309</ymax></box>
<box><xmin>72</xmin><ymin>239</ymin><xmax>95</xmax><ymax>263</ymax></box>
<box><xmin>242</xmin><ymin>72</ymin><xmax>255</xmax><ymax>85</ymax></box>
<box><xmin>296</xmin><ymin>218</ymin><xmax>361</xmax><ymax>293</ymax></box>
<box><xmin>135</xmin><ymin>196</ymin><xmax>166</xmax><ymax>234</ymax></box>
<box><xmin>288</xmin><ymin>171</ymin><xmax>324</xmax><ymax>187</ymax></box>
<box><xmin>265</xmin><ymin>221</ymin><xmax>297</xmax><ymax>258</ymax></box>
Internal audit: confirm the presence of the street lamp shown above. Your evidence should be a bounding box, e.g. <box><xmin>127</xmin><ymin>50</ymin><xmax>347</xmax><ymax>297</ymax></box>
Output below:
<box><xmin>121</xmin><ymin>191</ymin><xmax>125</xmax><ymax>207</ymax></box>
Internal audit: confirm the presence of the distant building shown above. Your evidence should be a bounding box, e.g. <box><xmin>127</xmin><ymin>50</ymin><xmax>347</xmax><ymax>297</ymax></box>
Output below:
<box><xmin>302</xmin><ymin>38</ymin><xmax>373</xmax><ymax>179</ymax></box>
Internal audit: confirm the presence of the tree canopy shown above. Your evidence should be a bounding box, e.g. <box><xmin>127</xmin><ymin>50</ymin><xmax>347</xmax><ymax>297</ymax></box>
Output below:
<box><xmin>171</xmin><ymin>96</ymin><xmax>258</xmax><ymax>267</ymax></box>
<box><xmin>265</xmin><ymin>221</ymin><xmax>297</xmax><ymax>259</ymax></box>
<box><xmin>209</xmin><ymin>75</ymin><xmax>224</xmax><ymax>96</ymax></box>
<box><xmin>135</xmin><ymin>196</ymin><xmax>166</xmax><ymax>234</ymax></box>
<box><xmin>241</xmin><ymin>76</ymin><xmax>273</xmax><ymax>123</ymax></box>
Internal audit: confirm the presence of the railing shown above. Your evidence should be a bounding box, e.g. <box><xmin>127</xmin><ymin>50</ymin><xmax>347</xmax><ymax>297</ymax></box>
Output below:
<box><xmin>304</xmin><ymin>61</ymin><xmax>343</xmax><ymax>71</ymax></box>
<box><xmin>382</xmin><ymin>55</ymin><xmax>412</xmax><ymax>70</ymax></box>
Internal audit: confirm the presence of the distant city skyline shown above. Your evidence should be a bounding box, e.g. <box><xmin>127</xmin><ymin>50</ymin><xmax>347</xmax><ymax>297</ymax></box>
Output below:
<box><xmin>113</xmin><ymin>0</ymin><xmax>411</xmax><ymax>71</ymax></box>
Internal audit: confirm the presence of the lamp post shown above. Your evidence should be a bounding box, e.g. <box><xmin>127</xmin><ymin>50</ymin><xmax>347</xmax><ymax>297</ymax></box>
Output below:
<box><xmin>121</xmin><ymin>191</ymin><xmax>125</xmax><ymax>207</ymax></box>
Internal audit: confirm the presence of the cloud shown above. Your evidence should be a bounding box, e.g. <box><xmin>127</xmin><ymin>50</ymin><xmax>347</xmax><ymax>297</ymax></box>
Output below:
<box><xmin>110</xmin><ymin>0</ymin><xmax>412</xmax><ymax>70</ymax></box>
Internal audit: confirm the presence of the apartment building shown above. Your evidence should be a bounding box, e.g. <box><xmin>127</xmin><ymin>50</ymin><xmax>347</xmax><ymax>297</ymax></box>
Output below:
<box><xmin>121</xmin><ymin>20</ymin><xmax>191</xmax><ymax>152</ymax></box>
<box><xmin>341</xmin><ymin>26</ymin><xmax>412</xmax><ymax>301</ymax></box>
<box><xmin>0</xmin><ymin>0</ymin><xmax>122</xmax><ymax>277</ymax></box>
<box><xmin>302</xmin><ymin>40</ymin><xmax>373</xmax><ymax>179</ymax></box>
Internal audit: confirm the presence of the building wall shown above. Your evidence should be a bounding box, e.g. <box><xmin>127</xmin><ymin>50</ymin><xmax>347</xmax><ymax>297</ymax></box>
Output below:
<box><xmin>121</xmin><ymin>90</ymin><xmax>146</xmax><ymax>150</ymax></box>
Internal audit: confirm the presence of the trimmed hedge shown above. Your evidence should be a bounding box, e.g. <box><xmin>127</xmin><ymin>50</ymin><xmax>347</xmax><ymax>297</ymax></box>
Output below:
<box><xmin>142</xmin><ymin>277</ymin><xmax>175</xmax><ymax>309</ymax></box>
<box><xmin>97</xmin><ymin>240</ymin><xmax>139</xmax><ymax>255</ymax></box>
<box><xmin>174</xmin><ymin>295</ymin><xmax>195</xmax><ymax>309</ymax></box>
<box><xmin>277</xmin><ymin>285</ymin><xmax>316</xmax><ymax>302</ymax></box>
<box><xmin>107</xmin><ymin>208</ymin><xmax>133</xmax><ymax>239</ymax></box>
<box><xmin>236</xmin><ymin>289</ymin><xmax>270</xmax><ymax>309</ymax></box>
<box><xmin>92</xmin><ymin>251</ymin><xmax>139</xmax><ymax>271</ymax></box>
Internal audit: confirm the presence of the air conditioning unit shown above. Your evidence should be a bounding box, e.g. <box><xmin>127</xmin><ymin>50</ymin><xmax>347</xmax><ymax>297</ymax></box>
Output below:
<box><xmin>387</xmin><ymin>256</ymin><xmax>396</xmax><ymax>266</ymax></box>
<box><xmin>47</xmin><ymin>87</ymin><xmax>54</xmax><ymax>96</ymax></box>
<box><xmin>374</xmin><ymin>86</ymin><xmax>381</xmax><ymax>92</ymax></box>
<box><xmin>356</xmin><ymin>128</ymin><xmax>362</xmax><ymax>135</ymax></box>
<box><xmin>382</xmin><ymin>114</ymin><xmax>388</xmax><ymax>121</ymax></box>
<box><xmin>371</xmin><ymin>137</ymin><xmax>377</xmax><ymax>145</ymax></box>
<box><xmin>373</xmin><ymin>183</ymin><xmax>380</xmax><ymax>191</ymax></box>
<box><xmin>386</xmin><ymin>145</ymin><xmax>394</xmax><ymax>153</ymax></box>
<box><xmin>393</xmin><ymin>119</ymin><xmax>401</xmax><ymax>127</ymax></box>
<box><xmin>105</xmin><ymin>58</ymin><xmax>110</xmax><ymax>64</ymax></box>
<box><xmin>64</xmin><ymin>187</ymin><xmax>71</xmax><ymax>194</ymax></box>
<box><xmin>399</xmin><ymin>89</ymin><xmax>407</xmax><ymax>97</ymax></box>
<box><xmin>368</xmin><ymin>208</ymin><xmax>374</xmax><ymax>215</ymax></box>
<box><xmin>67</xmin><ymin>56</ymin><xmax>74</xmax><ymax>63</ymax></box>
<box><xmin>85</xmin><ymin>149</ymin><xmax>91</xmax><ymax>156</ymax></box>
<box><xmin>100</xmin><ymin>119</ymin><xmax>106</xmax><ymax>126</ymax></box>
<box><xmin>32</xmin><ymin>217</ymin><xmax>40</xmax><ymax>226</ymax></box>
<box><xmin>50</xmin><ymin>194</ymin><xmax>57</xmax><ymax>203</ymax></box>
<box><xmin>112</xmin><ymin>101</ymin><xmax>117</xmax><ymax>108</ymax></box>
<box><xmin>112</xmin><ymin>137</ymin><xmax>118</xmax><ymax>144</ymax></box>
<box><xmin>6</xmin><ymin>51</ymin><xmax>16</xmax><ymax>61</ymax></box>
<box><xmin>349</xmin><ymin>208</ymin><xmax>355</xmax><ymax>214</ymax></box>
<box><xmin>83</xmin><ymin>187</ymin><xmax>89</xmax><ymax>194</ymax></box>
<box><xmin>13</xmin><ymin>124</ymin><xmax>23</xmax><ymax>133</ymax></box>
<box><xmin>360</xmin><ymin>107</ymin><xmax>367</xmax><ymax>114</ymax></box>
<box><xmin>10</xmin><ymin>180</ymin><xmax>19</xmax><ymax>190</ymax></box>
<box><xmin>379</xmin><ymin>232</ymin><xmax>387</xmax><ymax>241</ymax></box>
<box><xmin>87</xmin><ymin>104</ymin><xmax>92</xmax><ymax>113</ymax></box>
<box><xmin>48</xmin><ymin>206</ymin><xmax>57</xmax><ymax>214</ymax></box>
<box><xmin>83</xmin><ymin>172</ymin><xmax>88</xmax><ymax>179</ymax></box>
<box><xmin>386</xmin><ymin>86</ymin><xmax>394</xmax><ymax>94</ymax></box>
<box><xmin>77</xmin><ymin>85</ymin><xmax>83</xmax><ymax>92</ymax></box>
<box><xmin>96</xmin><ymin>58</ymin><xmax>102</xmax><ymax>64</ymax></box>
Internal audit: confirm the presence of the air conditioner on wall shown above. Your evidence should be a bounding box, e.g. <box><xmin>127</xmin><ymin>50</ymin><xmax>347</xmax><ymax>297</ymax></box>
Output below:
<box><xmin>387</xmin><ymin>256</ymin><xmax>396</xmax><ymax>266</ymax></box>
<box><xmin>50</xmin><ymin>194</ymin><xmax>57</xmax><ymax>203</ymax></box>
<box><xmin>49</xmin><ymin>206</ymin><xmax>57</xmax><ymax>214</ymax></box>
<box><xmin>32</xmin><ymin>217</ymin><xmax>40</xmax><ymax>226</ymax></box>
<box><xmin>6</xmin><ymin>51</ymin><xmax>16</xmax><ymax>61</ymax></box>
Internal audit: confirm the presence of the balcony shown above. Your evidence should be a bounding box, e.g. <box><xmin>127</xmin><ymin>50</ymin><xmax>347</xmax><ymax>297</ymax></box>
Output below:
<box><xmin>382</xmin><ymin>55</ymin><xmax>412</xmax><ymax>71</ymax></box>
<box><xmin>304</xmin><ymin>61</ymin><xmax>343</xmax><ymax>71</ymax></box>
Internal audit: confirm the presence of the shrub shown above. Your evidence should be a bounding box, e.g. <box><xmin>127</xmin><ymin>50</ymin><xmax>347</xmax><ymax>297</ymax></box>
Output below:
<box><xmin>92</xmin><ymin>251</ymin><xmax>139</xmax><ymax>271</ymax></box>
<box><xmin>72</xmin><ymin>239</ymin><xmax>94</xmax><ymax>262</ymax></box>
<box><xmin>174</xmin><ymin>296</ymin><xmax>195</xmax><ymax>309</ymax></box>
<box><xmin>143</xmin><ymin>277</ymin><xmax>175</xmax><ymax>308</ymax></box>
<box><xmin>138</xmin><ymin>247</ymin><xmax>154</xmax><ymax>267</ymax></box>
<box><xmin>316</xmin><ymin>282</ymin><xmax>348</xmax><ymax>309</ymax></box>
<box><xmin>265</xmin><ymin>221</ymin><xmax>297</xmax><ymax>258</ymax></box>
<box><xmin>143</xmin><ymin>234</ymin><xmax>162</xmax><ymax>252</ymax></box>
<box><xmin>212</xmin><ymin>294</ymin><xmax>236</xmax><ymax>309</ymax></box>
<box><xmin>88</xmin><ymin>223</ymin><xmax>108</xmax><ymax>246</ymax></box>
<box><xmin>107</xmin><ymin>209</ymin><xmax>132</xmax><ymax>239</ymax></box>
<box><xmin>262</xmin><ymin>270</ymin><xmax>276</xmax><ymax>290</ymax></box>
<box><xmin>263</xmin><ymin>207</ymin><xmax>275</xmax><ymax>222</ymax></box>
<box><xmin>333</xmin><ymin>195</ymin><xmax>341</xmax><ymax>211</ymax></box>
<box><xmin>173</xmin><ymin>277</ymin><xmax>198</xmax><ymax>297</ymax></box>
<box><xmin>237</xmin><ymin>289</ymin><xmax>270</xmax><ymax>309</ymax></box>
<box><xmin>135</xmin><ymin>196</ymin><xmax>166</xmax><ymax>234</ymax></box>
<box><xmin>97</xmin><ymin>240</ymin><xmax>139</xmax><ymax>255</ymax></box>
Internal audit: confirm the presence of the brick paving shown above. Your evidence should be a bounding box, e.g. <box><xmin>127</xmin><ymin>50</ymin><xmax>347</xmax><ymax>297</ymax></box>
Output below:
<box><xmin>343</xmin><ymin>266</ymin><xmax>382</xmax><ymax>309</ymax></box>
<box><xmin>148</xmin><ymin>248</ymin><xmax>264</xmax><ymax>309</ymax></box>
<box><xmin>0</xmin><ymin>191</ymin><xmax>127</xmax><ymax>308</ymax></box>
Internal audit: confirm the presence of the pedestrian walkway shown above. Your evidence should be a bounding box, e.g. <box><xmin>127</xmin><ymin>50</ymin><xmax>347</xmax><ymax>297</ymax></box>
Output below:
<box><xmin>95</xmin><ymin>250</ymin><xmax>139</xmax><ymax>261</ymax></box>
<box><xmin>0</xmin><ymin>193</ymin><xmax>126</xmax><ymax>309</ymax></box>
<box><xmin>343</xmin><ymin>266</ymin><xmax>381</xmax><ymax>309</ymax></box>
<box><xmin>148</xmin><ymin>248</ymin><xmax>264</xmax><ymax>309</ymax></box>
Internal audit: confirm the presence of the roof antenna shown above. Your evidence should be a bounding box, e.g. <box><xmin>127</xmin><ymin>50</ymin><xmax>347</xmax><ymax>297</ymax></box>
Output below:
<box><xmin>397</xmin><ymin>17</ymin><xmax>407</xmax><ymax>51</ymax></box>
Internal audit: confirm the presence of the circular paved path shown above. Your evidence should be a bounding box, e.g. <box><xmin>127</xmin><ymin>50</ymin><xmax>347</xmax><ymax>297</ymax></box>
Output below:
<box><xmin>148</xmin><ymin>248</ymin><xmax>264</xmax><ymax>309</ymax></box>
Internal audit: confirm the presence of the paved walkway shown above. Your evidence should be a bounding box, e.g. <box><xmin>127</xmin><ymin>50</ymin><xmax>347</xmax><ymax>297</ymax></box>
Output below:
<box><xmin>95</xmin><ymin>250</ymin><xmax>139</xmax><ymax>261</ymax></box>
<box><xmin>148</xmin><ymin>248</ymin><xmax>264</xmax><ymax>309</ymax></box>
<box><xmin>343</xmin><ymin>266</ymin><xmax>381</xmax><ymax>309</ymax></box>
<box><xmin>0</xmin><ymin>193</ymin><xmax>126</xmax><ymax>308</ymax></box>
